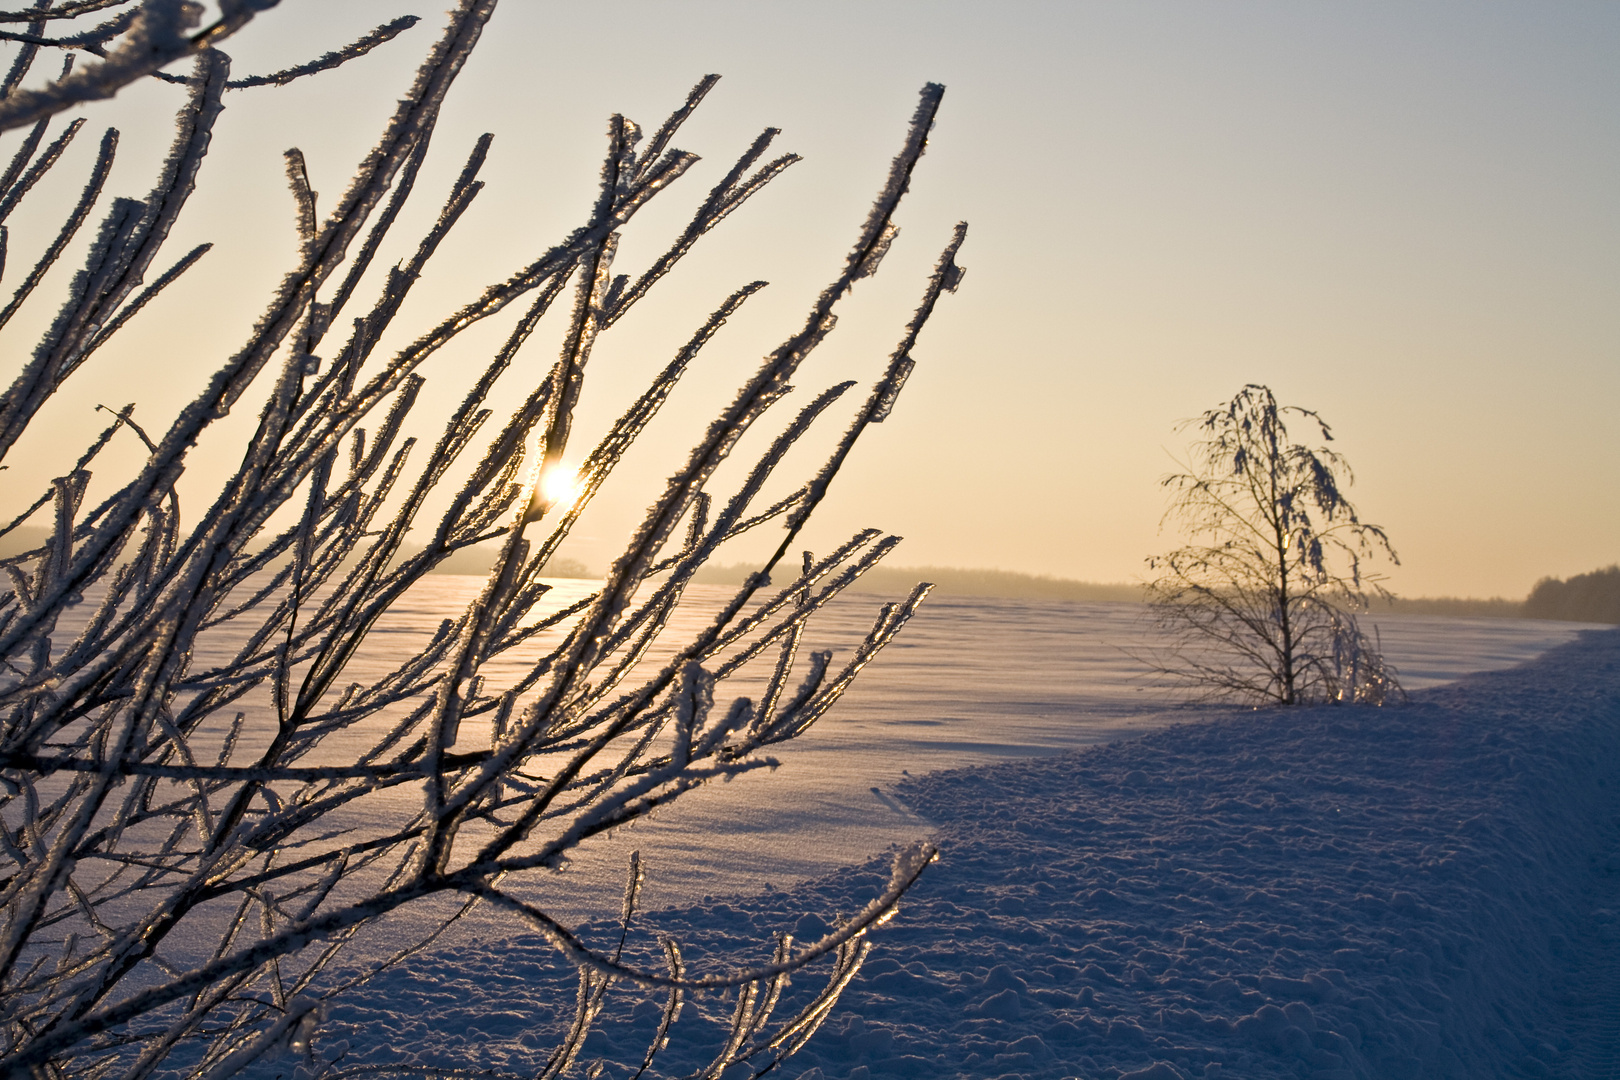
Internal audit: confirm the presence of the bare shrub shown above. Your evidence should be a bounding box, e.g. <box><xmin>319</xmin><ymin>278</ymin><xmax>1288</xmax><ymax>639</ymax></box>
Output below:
<box><xmin>0</xmin><ymin>3</ymin><xmax>965</xmax><ymax>1075</ymax></box>
<box><xmin>1147</xmin><ymin>384</ymin><xmax>1401</xmax><ymax>706</ymax></box>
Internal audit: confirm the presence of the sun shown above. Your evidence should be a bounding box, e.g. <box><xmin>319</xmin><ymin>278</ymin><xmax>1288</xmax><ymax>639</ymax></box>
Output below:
<box><xmin>538</xmin><ymin>464</ymin><xmax>583</xmax><ymax>510</ymax></box>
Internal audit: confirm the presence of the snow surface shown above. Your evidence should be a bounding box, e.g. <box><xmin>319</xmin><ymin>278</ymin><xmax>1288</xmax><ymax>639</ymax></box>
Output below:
<box><xmin>315</xmin><ymin>582</ymin><xmax>1599</xmax><ymax>922</ymax></box>
<box><xmin>256</xmin><ymin>585</ymin><xmax>1617</xmax><ymax>1080</ymax></box>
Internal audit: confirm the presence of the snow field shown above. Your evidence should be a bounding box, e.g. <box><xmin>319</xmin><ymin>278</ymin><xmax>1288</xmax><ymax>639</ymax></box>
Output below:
<box><xmin>773</xmin><ymin>626</ymin><xmax>1620</xmax><ymax>1080</ymax></box>
<box><xmin>319</xmin><ymin>626</ymin><xmax>1620</xmax><ymax>1079</ymax></box>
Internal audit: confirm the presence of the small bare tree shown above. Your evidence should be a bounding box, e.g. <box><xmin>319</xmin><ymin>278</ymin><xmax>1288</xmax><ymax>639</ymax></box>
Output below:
<box><xmin>0</xmin><ymin>3</ymin><xmax>965</xmax><ymax>1076</ymax></box>
<box><xmin>1147</xmin><ymin>384</ymin><xmax>1401</xmax><ymax>706</ymax></box>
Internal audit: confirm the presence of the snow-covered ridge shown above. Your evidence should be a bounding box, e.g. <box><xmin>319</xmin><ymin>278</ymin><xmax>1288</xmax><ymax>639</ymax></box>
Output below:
<box><xmin>325</xmin><ymin>625</ymin><xmax>1620</xmax><ymax>1079</ymax></box>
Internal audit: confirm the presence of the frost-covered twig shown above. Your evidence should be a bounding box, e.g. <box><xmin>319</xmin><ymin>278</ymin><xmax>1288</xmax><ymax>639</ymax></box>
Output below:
<box><xmin>147</xmin><ymin>14</ymin><xmax>422</xmax><ymax>90</ymax></box>
<box><xmin>0</xmin><ymin>5</ymin><xmax>964</xmax><ymax>1075</ymax></box>
<box><xmin>0</xmin><ymin>0</ymin><xmax>277</xmax><ymax>134</ymax></box>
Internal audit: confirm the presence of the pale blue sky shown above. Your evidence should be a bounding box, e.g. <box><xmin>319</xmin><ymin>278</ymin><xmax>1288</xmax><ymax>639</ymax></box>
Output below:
<box><xmin>4</xmin><ymin>2</ymin><xmax>1615</xmax><ymax>597</ymax></box>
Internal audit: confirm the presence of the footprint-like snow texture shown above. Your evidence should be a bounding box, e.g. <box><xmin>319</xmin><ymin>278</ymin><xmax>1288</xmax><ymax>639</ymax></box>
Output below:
<box><xmin>318</xmin><ymin>627</ymin><xmax>1620</xmax><ymax>1079</ymax></box>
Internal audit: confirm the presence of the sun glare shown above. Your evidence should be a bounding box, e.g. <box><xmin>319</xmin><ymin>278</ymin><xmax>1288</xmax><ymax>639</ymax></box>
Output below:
<box><xmin>539</xmin><ymin>464</ymin><xmax>583</xmax><ymax>510</ymax></box>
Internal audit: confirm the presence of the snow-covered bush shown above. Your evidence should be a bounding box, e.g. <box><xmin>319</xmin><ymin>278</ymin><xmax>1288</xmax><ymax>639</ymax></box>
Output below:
<box><xmin>0</xmin><ymin>3</ymin><xmax>963</xmax><ymax>1075</ymax></box>
<box><xmin>1147</xmin><ymin>384</ymin><xmax>1401</xmax><ymax>706</ymax></box>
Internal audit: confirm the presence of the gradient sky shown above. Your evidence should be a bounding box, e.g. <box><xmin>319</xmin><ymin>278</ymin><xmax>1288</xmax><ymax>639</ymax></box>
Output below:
<box><xmin>3</xmin><ymin>2</ymin><xmax>1615</xmax><ymax>598</ymax></box>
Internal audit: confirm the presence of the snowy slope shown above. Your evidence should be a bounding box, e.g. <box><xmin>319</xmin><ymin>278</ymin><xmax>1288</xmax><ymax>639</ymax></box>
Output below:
<box><xmin>312</xmin><ymin>625</ymin><xmax>1620</xmax><ymax>1080</ymax></box>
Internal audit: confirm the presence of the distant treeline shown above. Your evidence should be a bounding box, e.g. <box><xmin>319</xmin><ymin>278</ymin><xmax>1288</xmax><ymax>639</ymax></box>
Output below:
<box><xmin>1364</xmin><ymin>595</ymin><xmax>1527</xmax><ymax>619</ymax></box>
<box><xmin>692</xmin><ymin>564</ymin><xmax>1142</xmax><ymax>603</ymax></box>
<box><xmin>694</xmin><ymin>563</ymin><xmax>1535</xmax><ymax>612</ymax></box>
<box><xmin>2</xmin><ymin>523</ymin><xmax>1612</xmax><ymax>620</ymax></box>
<box><xmin>691</xmin><ymin>563</ymin><xmax>1620</xmax><ymax>623</ymax></box>
<box><xmin>0</xmin><ymin>527</ymin><xmax>592</xmax><ymax>579</ymax></box>
<box><xmin>408</xmin><ymin>547</ymin><xmax>593</xmax><ymax>578</ymax></box>
<box><xmin>1522</xmin><ymin>565</ymin><xmax>1620</xmax><ymax>624</ymax></box>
